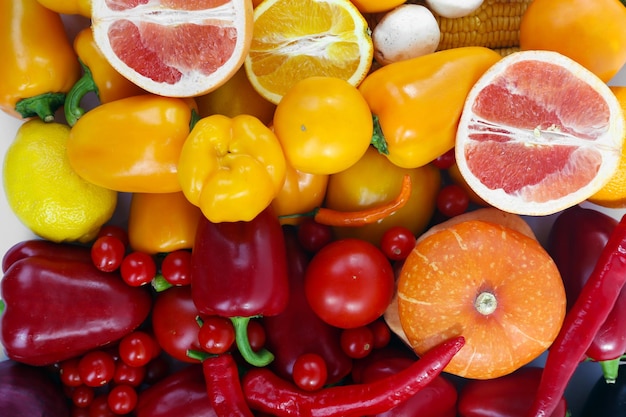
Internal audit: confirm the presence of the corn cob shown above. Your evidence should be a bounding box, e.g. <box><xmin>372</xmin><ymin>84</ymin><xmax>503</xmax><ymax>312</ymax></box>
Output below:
<box><xmin>409</xmin><ymin>0</ymin><xmax>532</xmax><ymax>55</ymax></box>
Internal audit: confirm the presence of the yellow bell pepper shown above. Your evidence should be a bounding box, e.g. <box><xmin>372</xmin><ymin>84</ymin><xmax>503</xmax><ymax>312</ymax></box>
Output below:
<box><xmin>127</xmin><ymin>192</ymin><xmax>202</xmax><ymax>254</ymax></box>
<box><xmin>178</xmin><ymin>114</ymin><xmax>287</xmax><ymax>223</ymax></box>
<box><xmin>67</xmin><ymin>94</ymin><xmax>192</xmax><ymax>193</ymax></box>
<box><xmin>65</xmin><ymin>27</ymin><xmax>146</xmax><ymax>126</ymax></box>
<box><xmin>0</xmin><ymin>0</ymin><xmax>81</xmax><ymax>121</ymax></box>
<box><xmin>358</xmin><ymin>47</ymin><xmax>502</xmax><ymax>169</ymax></box>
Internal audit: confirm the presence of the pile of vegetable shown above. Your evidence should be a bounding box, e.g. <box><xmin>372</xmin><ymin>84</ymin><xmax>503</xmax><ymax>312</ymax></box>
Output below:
<box><xmin>1</xmin><ymin>0</ymin><xmax>626</xmax><ymax>416</ymax></box>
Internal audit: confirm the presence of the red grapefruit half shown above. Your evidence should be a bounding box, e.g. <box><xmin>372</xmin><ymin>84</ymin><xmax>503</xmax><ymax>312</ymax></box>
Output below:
<box><xmin>91</xmin><ymin>0</ymin><xmax>253</xmax><ymax>97</ymax></box>
<box><xmin>455</xmin><ymin>50</ymin><xmax>625</xmax><ymax>216</ymax></box>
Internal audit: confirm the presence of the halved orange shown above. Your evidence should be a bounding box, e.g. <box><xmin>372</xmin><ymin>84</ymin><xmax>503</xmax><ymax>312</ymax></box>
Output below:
<box><xmin>91</xmin><ymin>0</ymin><xmax>253</xmax><ymax>97</ymax></box>
<box><xmin>392</xmin><ymin>213</ymin><xmax>566</xmax><ymax>380</ymax></box>
<box><xmin>244</xmin><ymin>0</ymin><xmax>373</xmax><ymax>104</ymax></box>
<box><xmin>455</xmin><ymin>50</ymin><xmax>625</xmax><ymax>216</ymax></box>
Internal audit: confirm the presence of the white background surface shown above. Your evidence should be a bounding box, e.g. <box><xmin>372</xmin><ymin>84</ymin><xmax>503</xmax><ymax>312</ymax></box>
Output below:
<box><xmin>0</xmin><ymin>53</ymin><xmax>624</xmax><ymax>414</ymax></box>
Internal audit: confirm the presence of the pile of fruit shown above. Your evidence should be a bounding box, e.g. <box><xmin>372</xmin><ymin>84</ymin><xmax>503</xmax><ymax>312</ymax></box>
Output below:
<box><xmin>1</xmin><ymin>0</ymin><xmax>626</xmax><ymax>416</ymax></box>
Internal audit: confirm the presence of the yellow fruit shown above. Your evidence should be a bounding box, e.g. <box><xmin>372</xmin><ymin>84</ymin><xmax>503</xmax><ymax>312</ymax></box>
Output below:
<box><xmin>3</xmin><ymin>119</ymin><xmax>117</xmax><ymax>243</ymax></box>
<box><xmin>588</xmin><ymin>86</ymin><xmax>626</xmax><ymax>208</ymax></box>
<box><xmin>244</xmin><ymin>0</ymin><xmax>373</xmax><ymax>104</ymax></box>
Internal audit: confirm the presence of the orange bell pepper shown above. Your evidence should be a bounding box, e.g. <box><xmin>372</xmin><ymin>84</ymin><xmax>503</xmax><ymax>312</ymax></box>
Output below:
<box><xmin>358</xmin><ymin>47</ymin><xmax>501</xmax><ymax>169</ymax></box>
<box><xmin>67</xmin><ymin>94</ymin><xmax>192</xmax><ymax>193</ymax></box>
<box><xmin>127</xmin><ymin>192</ymin><xmax>202</xmax><ymax>254</ymax></box>
<box><xmin>178</xmin><ymin>114</ymin><xmax>287</xmax><ymax>223</ymax></box>
<box><xmin>36</xmin><ymin>0</ymin><xmax>91</xmax><ymax>17</ymax></box>
<box><xmin>65</xmin><ymin>27</ymin><xmax>146</xmax><ymax>126</ymax></box>
<box><xmin>0</xmin><ymin>0</ymin><xmax>81</xmax><ymax>121</ymax></box>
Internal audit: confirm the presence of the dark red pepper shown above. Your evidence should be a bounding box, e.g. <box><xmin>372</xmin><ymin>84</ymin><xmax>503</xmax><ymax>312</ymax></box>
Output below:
<box><xmin>547</xmin><ymin>205</ymin><xmax>626</xmax><ymax>382</ymax></box>
<box><xmin>242</xmin><ymin>336</ymin><xmax>465</xmax><ymax>417</ymax></box>
<box><xmin>1</xmin><ymin>250</ymin><xmax>152</xmax><ymax>366</ymax></box>
<box><xmin>458</xmin><ymin>367</ymin><xmax>568</xmax><ymax>417</ymax></box>
<box><xmin>202</xmin><ymin>354</ymin><xmax>254</xmax><ymax>417</ymax></box>
<box><xmin>2</xmin><ymin>238</ymin><xmax>92</xmax><ymax>273</ymax></box>
<box><xmin>262</xmin><ymin>225</ymin><xmax>352</xmax><ymax>385</ymax></box>
<box><xmin>135</xmin><ymin>364</ymin><xmax>217</xmax><ymax>417</ymax></box>
<box><xmin>191</xmin><ymin>206</ymin><xmax>289</xmax><ymax>367</ymax></box>
<box><xmin>527</xmin><ymin>213</ymin><xmax>626</xmax><ymax>417</ymax></box>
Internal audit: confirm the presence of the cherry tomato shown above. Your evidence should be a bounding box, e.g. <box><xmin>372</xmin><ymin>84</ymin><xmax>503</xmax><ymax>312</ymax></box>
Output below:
<box><xmin>340</xmin><ymin>326</ymin><xmax>375</xmax><ymax>359</ymax></box>
<box><xmin>120</xmin><ymin>251</ymin><xmax>156</xmax><ymax>287</ymax></box>
<box><xmin>151</xmin><ymin>286</ymin><xmax>203</xmax><ymax>363</ymax></box>
<box><xmin>160</xmin><ymin>249</ymin><xmax>192</xmax><ymax>286</ymax></box>
<box><xmin>78</xmin><ymin>350</ymin><xmax>116</xmax><ymax>387</ymax></box>
<box><xmin>292</xmin><ymin>353</ymin><xmax>328</xmax><ymax>391</ymax></box>
<box><xmin>368</xmin><ymin>319</ymin><xmax>392</xmax><ymax>349</ymax></box>
<box><xmin>107</xmin><ymin>385</ymin><xmax>138</xmax><ymax>415</ymax></box>
<box><xmin>72</xmin><ymin>385</ymin><xmax>95</xmax><ymax>408</ymax></box>
<box><xmin>272</xmin><ymin>76</ymin><xmax>373</xmax><ymax>175</ymax></box>
<box><xmin>88</xmin><ymin>395</ymin><xmax>116</xmax><ymax>417</ymax></box>
<box><xmin>431</xmin><ymin>148</ymin><xmax>456</xmax><ymax>170</ymax></box>
<box><xmin>247</xmin><ymin>319</ymin><xmax>267</xmax><ymax>353</ymax></box>
<box><xmin>59</xmin><ymin>358</ymin><xmax>83</xmax><ymax>387</ymax></box>
<box><xmin>91</xmin><ymin>235</ymin><xmax>125</xmax><ymax>272</ymax></box>
<box><xmin>297</xmin><ymin>218</ymin><xmax>333</xmax><ymax>253</ymax></box>
<box><xmin>379</xmin><ymin>226</ymin><xmax>416</xmax><ymax>261</ymax></box>
<box><xmin>304</xmin><ymin>238</ymin><xmax>395</xmax><ymax>329</ymax></box>
<box><xmin>118</xmin><ymin>331</ymin><xmax>158</xmax><ymax>367</ymax></box>
<box><xmin>113</xmin><ymin>361</ymin><xmax>146</xmax><ymax>387</ymax></box>
<box><xmin>97</xmin><ymin>224</ymin><xmax>129</xmax><ymax>248</ymax></box>
<box><xmin>436</xmin><ymin>183</ymin><xmax>470</xmax><ymax>217</ymax></box>
<box><xmin>198</xmin><ymin>316</ymin><xmax>236</xmax><ymax>355</ymax></box>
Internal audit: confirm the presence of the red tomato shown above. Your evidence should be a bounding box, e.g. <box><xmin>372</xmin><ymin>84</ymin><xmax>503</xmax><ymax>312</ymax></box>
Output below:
<box><xmin>304</xmin><ymin>238</ymin><xmax>395</xmax><ymax>329</ymax></box>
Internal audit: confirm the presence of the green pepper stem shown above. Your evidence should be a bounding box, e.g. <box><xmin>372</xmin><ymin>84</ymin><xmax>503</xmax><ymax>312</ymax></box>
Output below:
<box><xmin>231</xmin><ymin>316</ymin><xmax>274</xmax><ymax>367</ymax></box>
<box><xmin>64</xmin><ymin>60</ymin><xmax>99</xmax><ymax>126</ymax></box>
<box><xmin>0</xmin><ymin>299</ymin><xmax>5</xmax><ymax>316</ymax></box>
<box><xmin>14</xmin><ymin>92</ymin><xmax>66</xmax><ymax>122</ymax></box>
<box><xmin>600</xmin><ymin>357</ymin><xmax>621</xmax><ymax>383</ymax></box>
<box><xmin>151</xmin><ymin>274</ymin><xmax>173</xmax><ymax>292</ymax></box>
<box><xmin>370</xmin><ymin>114</ymin><xmax>389</xmax><ymax>155</ymax></box>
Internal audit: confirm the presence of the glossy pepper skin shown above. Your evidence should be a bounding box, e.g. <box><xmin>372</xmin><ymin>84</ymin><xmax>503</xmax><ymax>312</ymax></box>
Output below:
<box><xmin>67</xmin><ymin>94</ymin><xmax>192</xmax><ymax>193</ymax></box>
<box><xmin>0</xmin><ymin>360</ymin><xmax>70</xmax><ymax>417</ymax></box>
<box><xmin>37</xmin><ymin>0</ymin><xmax>91</xmax><ymax>16</ymax></box>
<box><xmin>581</xmin><ymin>363</ymin><xmax>626</xmax><ymax>417</ymax></box>
<box><xmin>458</xmin><ymin>367</ymin><xmax>568</xmax><ymax>417</ymax></box>
<box><xmin>547</xmin><ymin>205</ymin><xmax>626</xmax><ymax>381</ymax></box>
<box><xmin>178</xmin><ymin>114</ymin><xmax>287</xmax><ymax>222</ymax></box>
<box><xmin>0</xmin><ymin>0</ymin><xmax>81</xmax><ymax>121</ymax></box>
<box><xmin>203</xmin><ymin>354</ymin><xmax>254</xmax><ymax>417</ymax></box>
<box><xmin>128</xmin><ymin>192</ymin><xmax>203</xmax><ymax>254</ymax></box>
<box><xmin>136</xmin><ymin>364</ymin><xmax>218</xmax><ymax>417</ymax></box>
<box><xmin>191</xmin><ymin>206</ymin><xmax>289</xmax><ymax>366</ymax></box>
<box><xmin>1</xmin><ymin>239</ymin><xmax>92</xmax><ymax>273</ymax></box>
<box><xmin>358</xmin><ymin>47</ymin><xmax>501</xmax><ymax>169</ymax></box>
<box><xmin>65</xmin><ymin>27</ymin><xmax>146</xmax><ymax>126</ymax></box>
<box><xmin>262</xmin><ymin>226</ymin><xmax>353</xmax><ymax>385</ymax></box>
<box><xmin>1</xmin><ymin>248</ymin><xmax>152</xmax><ymax>366</ymax></box>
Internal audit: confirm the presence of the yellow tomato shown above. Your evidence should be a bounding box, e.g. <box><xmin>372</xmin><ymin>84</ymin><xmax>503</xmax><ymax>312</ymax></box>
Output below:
<box><xmin>324</xmin><ymin>146</ymin><xmax>441</xmax><ymax>246</ymax></box>
<box><xmin>349</xmin><ymin>0</ymin><xmax>406</xmax><ymax>13</ymax></box>
<box><xmin>272</xmin><ymin>76</ymin><xmax>373</xmax><ymax>175</ymax></box>
<box><xmin>520</xmin><ymin>0</ymin><xmax>626</xmax><ymax>83</ymax></box>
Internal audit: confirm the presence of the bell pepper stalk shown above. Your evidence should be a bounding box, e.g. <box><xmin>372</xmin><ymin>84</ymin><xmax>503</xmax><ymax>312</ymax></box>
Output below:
<box><xmin>0</xmin><ymin>360</ymin><xmax>70</xmax><ymax>417</ymax></box>
<box><xmin>242</xmin><ymin>336</ymin><xmax>465</xmax><ymax>417</ymax></box>
<box><xmin>547</xmin><ymin>205</ymin><xmax>626</xmax><ymax>383</ymax></box>
<box><xmin>458</xmin><ymin>366</ymin><xmax>569</xmax><ymax>417</ymax></box>
<box><xmin>135</xmin><ymin>364</ymin><xmax>218</xmax><ymax>417</ymax></box>
<box><xmin>1</xmin><ymin>251</ymin><xmax>152</xmax><ymax>366</ymax></box>
<box><xmin>191</xmin><ymin>206</ymin><xmax>290</xmax><ymax>367</ymax></box>
<box><xmin>0</xmin><ymin>0</ymin><xmax>81</xmax><ymax>121</ymax></box>
<box><xmin>279</xmin><ymin>174</ymin><xmax>411</xmax><ymax>227</ymax></box>
<box><xmin>262</xmin><ymin>226</ymin><xmax>353</xmax><ymax>385</ymax></box>
<box><xmin>580</xmin><ymin>362</ymin><xmax>626</xmax><ymax>417</ymax></box>
<box><xmin>526</xmin><ymin>213</ymin><xmax>626</xmax><ymax>417</ymax></box>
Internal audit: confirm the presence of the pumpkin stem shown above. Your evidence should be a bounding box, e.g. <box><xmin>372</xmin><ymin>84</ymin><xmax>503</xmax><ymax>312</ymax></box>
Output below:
<box><xmin>475</xmin><ymin>292</ymin><xmax>497</xmax><ymax>315</ymax></box>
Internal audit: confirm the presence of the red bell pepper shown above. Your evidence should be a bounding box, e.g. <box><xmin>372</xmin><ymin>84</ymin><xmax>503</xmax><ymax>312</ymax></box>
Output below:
<box><xmin>135</xmin><ymin>364</ymin><xmax>217</xmax><ymax>417</ymax></box>
<box><xmin>2</xmin><ymin>239</ymin><xmax>92</xmax><ymax>273</ymax></box>
<box><xmin>1</xmin><ymin>245</ymin><xmax>152</xmax><ymax>366</ymax></box>
<box><xmin>262</xmin><ymin>225</ymin><xmax>352</xmax><ymax>385</ymax></box>
<box><xmin>547</xmin><ymin>205</ymin><xmax>626</xmax><ymax>382</ymax></box>
<box><xmin>458</xmin><ymin>367</ymin><xmax>568</xmax><ymax>417</ymax></box>
<box><xmin>191</xmin><ymin>206</ymin><xmax>289</xmax><ymax>367</ymax></box>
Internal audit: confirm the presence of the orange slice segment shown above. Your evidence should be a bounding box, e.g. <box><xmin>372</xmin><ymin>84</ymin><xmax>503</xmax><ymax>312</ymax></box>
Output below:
<box><xmin>91</xmin><ymin>0</ymin><xmax>253</xmax><ymax>97</ymax></box>
<box><xmin>244</xmin><ymin>0</ymin><xmax>373</xmax><ymax>104</ymax></box>
<box><xmin>455</xmin><ymin>50</ymin><xmax>625</xmax><ymax>216</ymax></box>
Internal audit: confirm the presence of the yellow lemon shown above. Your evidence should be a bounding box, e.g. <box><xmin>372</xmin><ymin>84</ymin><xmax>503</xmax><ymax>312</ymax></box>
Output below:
<box><xmin>3</xmin><ymin>119</ymin><xmax>117</xmax><ymax>243</ymax></box>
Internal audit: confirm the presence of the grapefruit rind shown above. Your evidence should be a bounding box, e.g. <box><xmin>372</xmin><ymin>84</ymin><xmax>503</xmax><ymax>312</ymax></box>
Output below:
<box><xmin>91</xmin><ymin>0</ymin><xmax>253</xmax><ymax>97</ymax></box>
<box><xmin>455</xmin><ymin>50</ymin><xmax>625</xmax><ymax>216</ymax></box>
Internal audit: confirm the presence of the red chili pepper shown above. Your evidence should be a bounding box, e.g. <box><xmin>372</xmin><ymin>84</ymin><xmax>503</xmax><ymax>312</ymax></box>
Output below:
<box><xmin>1</xmin><ymin>249</ymin><xmax>152</xmax><ymax>366</ymax></box>
<box><xmin>262</xmin><ymin>226</ymin><xmax>353</xmax><ymax>385</ymax></box>
<box><xmin>191</xmin><ymin>206</ymin><xmax>289</xmax><ymax>367</ymax></box>
<box><xmin>526</xmin><ymin>213</ymin><xmax>626</xmax><ymax>417</ymax></box>
<box><xmin>242</xmin><ymin>336</ymin><xmax>465</xmax><ymax>417</ymax></box>
<box><xmin>203</xmin><ymin>354</ymin><xmax>254</xmax><ymax>417</ymax></box>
